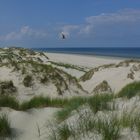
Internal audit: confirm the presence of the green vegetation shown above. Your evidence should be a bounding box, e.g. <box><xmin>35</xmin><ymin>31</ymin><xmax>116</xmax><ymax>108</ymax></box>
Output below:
<box><xmin>80</xmin><ymin>64</ymin><xmax>116</xmax><ymax>81</ymax></box>
<box><xmin>50</xmin><ymin>61</ymin><xmax>86</xmax><ymax>72</ymax></box>
<box><xmin>88</xmin><ymin>94</ymin><xmax>113</xmax><ymax>113</ymax></box>
<box><xmin>50</xmin><ymin>114</ymin><xmax>120</xmax><ymax>140</ymax></box>
<box><xmin>56</xmin><ymin>96</ymin><xmax>87</xmax><ymax>122</ymax></box>
<box><xmin>135</xmin><ymin>116</ymin><xmax>140</xmax><ymax>135</ymax></box>
<box><xmin>99</xmin><ymin>117</ymin><xmax>120</xmax><ymax>140</ymax></box>
<box><xmin>0</xmin><ymin>81</ymin><xmax>17</xmax><ymax>95</ymax></box>
<box><xmin>20</xmin><ymin>96</ymin><xmax>69</xmax><ymax>110</ymax></box>
<box><xmin>23</xmin><ymin>75</ymin><xmax>33</xmax><ymax>87</ymax></box>
<box><xmin>119</xmin><ymin>111</ymin><xmax>135</xmax><ymax>129</ymax></box>
<box><xmin>56</xmin><ymin>123</ymin><xmax>73</xmax><ymax>140</ymax></box>
<box><xmin>0</xmin><ymin>96</ymin><xmax>19</xmax><ymax>110</ymax></box>
<box><xmin>80</xmin><ymin>69</ymin><xmax>94</xmax><ymax>81</ymax></box>
<box><xmin>117</xmin><ymin>81</ymin><xmax>140</xmax><ymax>98</ymax></box>
<box><xmin>56</xmin><ymin>94</ymin><xmax>114</xmax><ymax>122</ymax></box>
<box><xmin>92</xmin><ymin>80</ymin><xmax>112</xmax><ymax>94</ymax></box>
<box><xmin>0</xmin><ymin>114</ymin><xmax>11</xmax><ymax>137</ymax></box>
<box><xmin>119</xmin><ymin>111</ymin><xmax>140</xmax><ymax>135</ymax></box>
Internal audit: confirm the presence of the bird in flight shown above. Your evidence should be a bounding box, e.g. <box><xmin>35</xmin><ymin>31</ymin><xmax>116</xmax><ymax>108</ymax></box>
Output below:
<box><xmin>61</xmin><ymin>32</ymin><xmax>66</xmax><ymax>39</ymax></box>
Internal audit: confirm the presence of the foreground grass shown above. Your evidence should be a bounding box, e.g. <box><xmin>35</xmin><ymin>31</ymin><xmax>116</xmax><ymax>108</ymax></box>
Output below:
<box><xmin>50</xmin><ymin>114</ymin><xmax>120</xmax><ymax>140</ymax></box>
<box><xmin>56</xmin><ymin>94</ymin><xmax>114</xmax><ymax>122</ymax></box>
<box><xmin>0</xmin><ymin>114</ymin><xmax>11</xmax><ymax>137</ymax></box>
<box><xmin>0</xmin><ymin>81</ymin><xmax>140</xmax><ymax>139</ymax></box>
<box><xmin>51</xmin><ymin>109</ymin><xmax>140</xmax><ymax>140</ymax></box>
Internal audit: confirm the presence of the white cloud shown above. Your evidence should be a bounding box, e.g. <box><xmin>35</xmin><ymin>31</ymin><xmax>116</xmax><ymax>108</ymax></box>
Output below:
<box><xmin>0</xmin><ymin>9</ymin><xmax>140</xmax><ymax>42</ymax></box>
<box><xmin>86</xmin><ymin>9</ymin><xmax>140</xmax><ymax>24</ymax></box>
<box><xmin>80</xmin><ymin>9</ymin><xmax>140</xmax><ymax>35</ymax></box>
<box><xmin>0</xmin><ymin>26</ymin><xmax>47</xmax><ymax>41</ymax></box>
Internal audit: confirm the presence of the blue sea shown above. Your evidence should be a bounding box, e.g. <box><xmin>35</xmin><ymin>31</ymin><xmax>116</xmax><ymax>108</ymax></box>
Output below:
<box><xmin>33</xmin><ymin>48</ymin><xmax>140</xmax><ymax>59</ymax></box>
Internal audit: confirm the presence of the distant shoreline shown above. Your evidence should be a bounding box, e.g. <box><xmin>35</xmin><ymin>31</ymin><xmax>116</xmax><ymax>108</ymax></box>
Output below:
<box><xmin>46</xmin><ymin>51</ymin><xmax>126</xmax><ymax>60</ymax></box>
<box><xmin>33</xmin><ymin>47</ymin><xmax>140</xmax><ymax>60</ymax></box>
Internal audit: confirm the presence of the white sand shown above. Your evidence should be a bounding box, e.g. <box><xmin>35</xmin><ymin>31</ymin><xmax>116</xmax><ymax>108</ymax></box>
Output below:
<box><xmin>80</xmin><ymin>65</ymin><xmax>138</xmax><ymax>93</ymax></box>
<box><xmin>47</xmin><ymin>53</ymin><xmax>123</xmax><ymax>68</ymax></box>
<box><xmin>47</xmin><ymin>53</ymin><xmax>140</xmax><ymax>93</ymax></box>
<box><xmin>0</xmin><ymin>107</ymin><xmax>59</xmax><ymax>140</ymax></box>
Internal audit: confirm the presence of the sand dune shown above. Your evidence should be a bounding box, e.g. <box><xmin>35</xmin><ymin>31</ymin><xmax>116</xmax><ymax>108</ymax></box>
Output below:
<box><xmin>0</xmin><ymin>48</ymin><xmax>140</xmax><ymax>140</ymax></box>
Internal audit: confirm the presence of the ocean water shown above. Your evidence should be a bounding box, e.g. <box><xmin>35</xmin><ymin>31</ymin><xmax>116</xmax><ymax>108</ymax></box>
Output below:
<box><xmin>33</xmin><ymin>48</ymin><xmax>140</xmax><ymax>58</ymax></box>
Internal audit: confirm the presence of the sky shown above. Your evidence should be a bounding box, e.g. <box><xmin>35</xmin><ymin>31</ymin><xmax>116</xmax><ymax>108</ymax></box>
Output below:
<box><xmin>0</xmin><ymin>0</ymin><xmax>140</xmax><ymax>48</ymax></box>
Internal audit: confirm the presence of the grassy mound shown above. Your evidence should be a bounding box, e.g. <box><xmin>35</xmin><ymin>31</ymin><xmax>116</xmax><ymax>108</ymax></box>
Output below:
<box><xmin>117</xmin><ymin>81</ymin><xmax>140</xmax><ymax>98</ymax></box>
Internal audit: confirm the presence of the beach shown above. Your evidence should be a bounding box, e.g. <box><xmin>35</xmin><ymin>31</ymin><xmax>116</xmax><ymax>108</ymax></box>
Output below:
<box><xmin>0</xmin><ymin>48</ymin><xmax>140</xmax><ymax>140</ymax></box>
<box><xmin>47</xmin><ymin>52</ymin><xmax>123</xmax><ymax>68</ymax></box>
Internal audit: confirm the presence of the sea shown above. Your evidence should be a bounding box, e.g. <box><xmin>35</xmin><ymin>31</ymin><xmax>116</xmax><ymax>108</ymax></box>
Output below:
<box><xmin>33</xmin><ymin>47</ymin><xmax>140</xmax><ymax>59</ymax></box>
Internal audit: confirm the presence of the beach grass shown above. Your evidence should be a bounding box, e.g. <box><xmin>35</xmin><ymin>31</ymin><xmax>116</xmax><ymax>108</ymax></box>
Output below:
<box><xmin>87</xmin><ymin>94</ymin><xmax>114</xmax><ymax>113</ymax></box>
<box><xmin>20</xmin><ymin>96</ymin><xmax>69</xmax><ymax>110</ymax></box>
<box><xmin>117</xmin><ymin>81</ymin><xmax>140</xmax><ymax>98</ymax></box>
<box><xmin>56</xmin><ymin>94</ymin><xmax>114</xmax><ymax>122</ymax></box>
<box><xmin>0</xmin><ymin>114</ymin><xmax>11</xmax><ymax>137</ymax></box>
<box><xmin>98</xmin><ymin>117</ymin><xmax>120</xmax><ymax>140</ymax></box>
<box><xmin>56</xmin><ymin>96</ymin><xmax>87</xmax><ymax>122</ymax></box>
<box><xmin>56</xmin><ymin>123</ymin><xmax>73</xmax><ymax>140</ymax></box>
<box><xmin>0</xmin><ymin>95</ymin><xmax>19</xmax><ymax>110</ymax></box>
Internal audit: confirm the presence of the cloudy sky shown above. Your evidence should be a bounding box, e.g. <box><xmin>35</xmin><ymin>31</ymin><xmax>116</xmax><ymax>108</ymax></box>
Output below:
<box><xmin>0</xmin><ymin>0</ymin><xmax>140</xmax><ymax>48</ymax></box>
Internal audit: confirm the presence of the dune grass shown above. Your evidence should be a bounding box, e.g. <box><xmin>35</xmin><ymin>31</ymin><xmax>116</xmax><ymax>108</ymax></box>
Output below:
<box><xmin>50</xmin><ymin>114</ymin><xmax>120</xmax><ymax>140</ymax></box>
<box><xmin>117</xmin><ymin>81</ymin><xmax>140</xmax><ymax>98</ymax></box>
<box><xmin>76</xmin><ymin>114</ymin><xmax>120</xmax><ymax>140</ymax></box>
<box><xmin>135</xmin><ymin>115</ymin><xmax>140</xmax><ymax>135</ymax></box>
<box><xmin>56</xmin><ymin>94</ymin><xmax>114</xmax><ymax>122</ymax></box>
<box><xmin>0</xmin><ymin>96</ymin><xmax>19</xmax><ymax>110</ymax></box>
<box><xmin>0</xmin><ymin>95</ymin><xmax>68</xmax><ymax>110</ymax></box>
<box><xmin>119</xmin><ymin>111</ymin><xmax>135</xmax><ymax>129</ymax></box>
<box><xmin>99</xmin><ymin>117</ymin><xmax>120</xmax><ymax>140</ymax></box>
<box><xmin>56</xmin><ymin>123</ymin><xmax>73</xmax><ymax>140</ymax></box>
<box><xmin>20</xmin><ymin>96</ymin><xmax>69</xmax><ymax>110</ymax></box>
<box><xmin>0</xmin><ymin>114</ymin><xmax>11</xmax><ymax>137</ymax></box>
<box><xmin>87</xmin><ymin>94</ymin><xmax>114</xmax><ymax>113</ymax></box>
<box><xmin>50</xmin><ymin>61</ymin><xmax>86</xmax><ymax>72</ymax></box>
<box><xmin>56</xmin><ymin>96</ymin><xmax>87</xmax><ymax>122</ymax></box>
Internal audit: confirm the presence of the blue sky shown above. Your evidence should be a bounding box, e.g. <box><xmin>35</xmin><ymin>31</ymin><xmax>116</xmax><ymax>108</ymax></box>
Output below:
<box><xmin>0</xmin><ymin>0</ymin><xmax>140</xmax><ymax>48</ymax></box>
